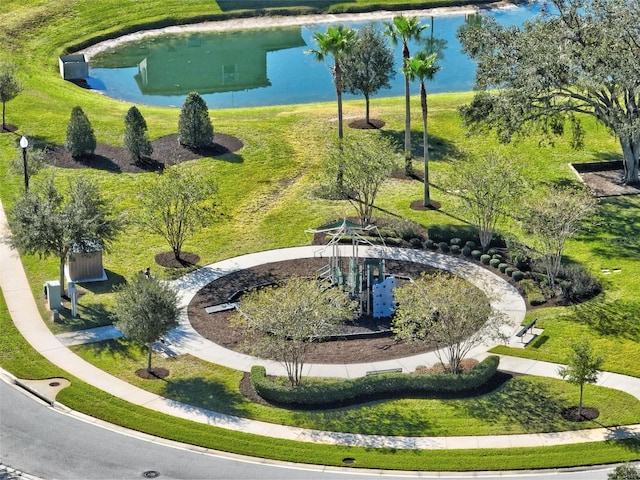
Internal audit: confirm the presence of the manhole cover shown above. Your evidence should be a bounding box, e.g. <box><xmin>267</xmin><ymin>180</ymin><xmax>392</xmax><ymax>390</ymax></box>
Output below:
<box><xmin>49</xmin><ymin>381</ymin><xmax>60</xmax><ymax>387</ymax></box>
<box><xmin>142</xmin><ymin>471</ymin><xmax>160</xmax><ymax>479</ymax></box>
<box><xmin>342</xmin><ymin>457</ymin><xmax>356</xmax><ymax>465</ymax></box>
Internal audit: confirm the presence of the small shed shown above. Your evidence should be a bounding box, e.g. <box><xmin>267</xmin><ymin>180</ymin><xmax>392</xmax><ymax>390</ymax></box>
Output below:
<box><xmin>66</xmin><ymin>241</ymin><xmax>106</xmax><ymax>283</ymax></box>
<box><xmin>59</xmin><ymin>54</ymin><xmax>89</xmax><ymax>80</ymax></box>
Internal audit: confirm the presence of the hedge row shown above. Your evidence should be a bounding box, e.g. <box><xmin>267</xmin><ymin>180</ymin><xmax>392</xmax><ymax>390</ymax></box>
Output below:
<box><xmin>250</xmin><ymin>355</ymin><xmax>500</xmax><ymax>407</ymax></box>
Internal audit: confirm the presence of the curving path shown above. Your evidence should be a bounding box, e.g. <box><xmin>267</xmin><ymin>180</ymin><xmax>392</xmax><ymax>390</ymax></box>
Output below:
<box><xmin>1</xmin><ymin>199</ymin><xmax>640</xmax><ymax>454</ymax></box>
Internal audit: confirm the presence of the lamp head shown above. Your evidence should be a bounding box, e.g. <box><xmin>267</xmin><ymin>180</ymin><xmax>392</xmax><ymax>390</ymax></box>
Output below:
<box><xmin>20</xmin><ymin>136</ymin><xmax>28</xmax><ymax>149</ymax></box>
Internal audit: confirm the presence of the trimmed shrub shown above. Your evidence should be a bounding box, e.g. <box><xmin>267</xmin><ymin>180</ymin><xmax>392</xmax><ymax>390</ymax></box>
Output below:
<box><xmin>409</xmin><ymin>237</ymin><xmax>423</xmax><ymax>248</ymax></box>
<box><xmin>65</xmin><ymin>106</ymin><xmax>96</xmax><ymax>158</ymax></box>
<box><xmin>465</xmin><ymin>240</ymin><xmax>476</xmax><ymax>249</ymax></box>
<box><xmin>250</xmin><ymin>356</ymin><xmax>500</xmax><ymax>407</ymax></box>
<box><xmin>471</xmin><ymin>250</ymin><xmax>482</xmax><ymax>260</ymax></box>
<box><xmin>489</xmin><ymin>258</ymin><xmax>501</xmax><ymax>268</ymax></box>
<box><xmin>491</xmin><ymin>254</ymin><xmax>503</xmax><ymax>261</ymax></box>
<box><xmin>124</xmin><ymin>105</ymin><xmax>153</xmax><ymax>163</ymax></box>
<box><xmin>424</xmin><ymin>238</ymin><xmax>436</xmax><ymax>250</ymax></box>
<box><xmin>487</xmin><ymin>247</ymin><xmax>499</xmax><ymax>256</ymax></box>
<box><xmin>511</xmin><ymin>270</ymin><xmax>525</xmax><ymax>281</ymax></box>
<box><xmin>450</xmin><ymin>237</ymin><xmax>462</xmax><ymax>246</ymax></box>
<box><xmin>439</xmin><ymin>242</ymin><xmax>450</xmax><ymax>253</ymax></box>
<box><xmin>178</xmin><ymin>92</ymin><xmax>214</xmax><ymax>148</ymax></box>
<box><xmin>498</xmin><ymin>263</ymin><xmax>509</xmax><ymax>273</ymax></box>
<box><xmin>480</xmin><ymin>254</ymin><xmax>491</xmax><ymax>265</ymax></box>
<box><xmin>520</xmin><ymin>279</ymin><xmax>546</xmax><ymax>305</ymax></box>
<box><xmin>462</xmin><ymin>246</ymin><xmax>472</xmax><ymax>257</ymax></box>
<box><xmin>450</xmin><ymin>245</ymin><xmax>461</xmax><ymax>254</ymax></box>
<box><xmin>505</xmin><ymin>267</ymin><xmax>515</xmax><ymax>277</ymax></box>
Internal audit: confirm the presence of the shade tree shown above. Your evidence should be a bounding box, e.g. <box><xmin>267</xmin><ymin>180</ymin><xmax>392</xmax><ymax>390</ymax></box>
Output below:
<box><xmin>0</xmin><ymin>64</ymin><xmax>21</xmax><ymax>130</ymax></box>
<box><xmin>341</xmin><ymin>24</ymin><xmax>395</xmax><ymax>126</ymax></box>
<box><xmin>232</xmin><ymin>276</ymin><xmax>358</xmax><ymax>386</ymax></box>
<box><xmin>457</xmin><ymin>0</ymin><xmax>640</xmax><ymax>185</ymax></box>
<box><xmin>7</xmin><ymin>176</ymin><xmax>123</xmax><ymax>295</ymax></box>
<box><xmin>558</xmin><ymin>338</ymin><xmax>605</xmax><ymax>418</ymax></box>
<box><xmin>393</xmin><ymin>272</ymin><xmax>507</xmax><ymax>373</ymax></box>
<box><xmin>113</xmin><ymin>273</ymin><xmax>181</xmax><ymax>373</ymax></box>
<box><xmin>137</xmin><ymin>165</ymin><xmax>217</xmax><ymax>261</ymax></box>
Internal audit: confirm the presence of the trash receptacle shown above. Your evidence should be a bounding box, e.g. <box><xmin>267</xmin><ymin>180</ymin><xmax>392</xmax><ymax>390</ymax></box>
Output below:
<box><xmin>43</xmin><ymin>280</ymin><xmax>61</xmax><ymax>310</ymax></box>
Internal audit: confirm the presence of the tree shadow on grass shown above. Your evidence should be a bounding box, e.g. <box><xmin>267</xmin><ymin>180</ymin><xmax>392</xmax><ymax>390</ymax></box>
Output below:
<box><xmin>577</xmin><ymin>197</ymin><xmax>640</xmax><ymax>260</ymax></box>
<box><xmin>162</xmin><ymin>376</ymin><xmax>252</xmax><ymax>419</ymax></box>
<box><xmin>569</xmin><ymin>298</ymin><xmax>640</xmax><ymax>341</ymax></box>
<box><xmin>77</xmin><ymin>337</ymin><xmax>140</xmax><ymax>361</ymax></box>
<box><xmin>77</xmin><ymin>269</ymin><xmax>127</xmax><ymax>294</ymax></box>
<box><xmin>379</xmin><ymin>130</ymin><xmax>460</xmax><ymax>162</ymax></box>
<box><xmin>456</xmin><ymin>377</ymin><xmax>567</xmax><ymax>433</ymax></box>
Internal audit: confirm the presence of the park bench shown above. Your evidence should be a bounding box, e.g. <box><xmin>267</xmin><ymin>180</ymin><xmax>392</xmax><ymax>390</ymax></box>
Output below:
<box><xmin>366</xmin><ymin>367</ymin><xmax>402</xmax><ymax>376</ymax></box>
<box><xmin>515</xmin><ymin>318</ymin><xmax>537</xmax><ymax>343</ymax></box>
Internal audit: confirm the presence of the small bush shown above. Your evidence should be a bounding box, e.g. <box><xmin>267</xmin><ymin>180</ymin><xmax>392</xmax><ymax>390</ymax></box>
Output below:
<box><xmin>511</xmin><ymin>270</ymin><xmax>525</xmax><ymax>281</ymax></box>
<box><xmin>505</xmin><ymin>267</ymin><xmax>515</xmax><ymax>277</ymax></box>
<box><xmin>491</xmin><ymin>254</ymin><xmax>503</xmax><ymax>261</ymax></box>
<box><xmin>489</xmin><ymin>258</ymin><xmax>501</xmax><ymax>268</ymax></box>
<box><xmin>439</xmin><ymin>242</ymin><xmax>450</xmax><ymax>253</ymax></box>
<box><xmin>425</xmin><ymin>238</ymin><xmax>438</xmax><ymax>250</ymax></box>
<box><xmin>471</xmin><ymin>250</ymin><xmax>482</xmax><ymax>260</ymax></box>
<box><xmin>520</xmin><ymin>279</ymin><xmax>546</xmax><ymax>305</ymax></box>
<box><xmin>178</xmin><ymin>91</ymin><xmax>214</xmax><ymax>148</ymax></box>
<box><xmin>487</xmin><ymin>247</ymin><xmax>499</xmax><ymax>256</ymax></box>
<box><xmin>450</xmin><ymin>237</ymin><xmax>462</xmax><ymax>246</ymax></box>
<box><xmin>450</xmin><ymin>245</ymin><xmax>461</xmax><ymax>254</ymax></box>
<box><xmin>512</xmin><ymin>253</ymin><xmax>530</xmax><ymax>271</ymax></box>
<box><xmin>498</xmin><ymin>263</ymin><xmax>509</xmax><ymax>273</ymax></box>
<box><xmin>65</xmin><ymin>106</ymin><xmax>96</xmax><ymax>158</ymax></box>
<box><xmin>480</xmin><ymin>254</ymin><xmax>491</xmax><ymax>265</ymax></box>
<box><xmin>559</xmin><ymin>264</ymin><xmax>603</xmax><ymax>302</ymax></box>
<box><xmin>465</xmin><ymin>241</ymin><xmax>476</xmax><ymax>249</ymax></box>
<box><xmin>462</xmin><ymin>246</ymin><xmax>472</xmax><ymax>257</ymax></box>
<box><xmin>409</xmin><ymin>237</ymin><xmax>423</xmax><ymax>248</ymax></box>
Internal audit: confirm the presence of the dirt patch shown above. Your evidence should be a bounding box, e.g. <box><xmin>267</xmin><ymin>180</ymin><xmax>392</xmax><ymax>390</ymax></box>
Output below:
<box><xmin>577</xmin><ymin>169</ymin><xmax>640</xmax><ymax>197</ymax></box>
<box><xmin>561</xmin><ymin>406</ymin><xmax>600</xmax><ymax>422</ymax></box>
<box><xmin>135</xmin><ymin>367</ymin><xmax>170</xmax><ymax>380</ymax></box>
<box><xmin>155</xmin><ymin>251</ymin><xmax>200</xmax><ymax>269</ymax></box>
<box><xmin>188</xmin><ymin>257</ymin><xmax>448</xmax><ymax>364</ymax></box>
<box><xmin>43</xmin><ymin>133</ymin><xmax>243</xmax><ymax>173</ymax></box>
<box><xmin>349</xmin><ymin>118</ymin><xmax>385</xmax><ymax>130</ymax></box>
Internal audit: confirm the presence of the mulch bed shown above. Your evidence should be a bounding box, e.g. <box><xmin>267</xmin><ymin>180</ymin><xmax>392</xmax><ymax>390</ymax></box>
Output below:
<box><xmin>188</xmin><ymin>257</ymin><xmax>444</xmax><ymax>364</ymax></box>
<box><xmin>43</xmin><ymin>132</ymin><xmax>243</xmax><ymax>173</ymax></box>
<box><xmin>135</xmin><ymin>367</ymin><xmax>170</xmax><ymax>380</ymax></box>
<box><xmin>561</xmin><ymin>406</ymin><xmax>600</xmax><ymax>422</ymax></box>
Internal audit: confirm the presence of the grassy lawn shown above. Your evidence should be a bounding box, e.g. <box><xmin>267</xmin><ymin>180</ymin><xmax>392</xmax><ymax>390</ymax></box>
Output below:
<box><xmin>70</xmin><ymin>339</ymin><xmax>640</xmax><ymax>436</ymax></box>
<box><xmin>1</xmin><ymin>0</ymin><xmax>639</xmax><ymax>471</ymax></box>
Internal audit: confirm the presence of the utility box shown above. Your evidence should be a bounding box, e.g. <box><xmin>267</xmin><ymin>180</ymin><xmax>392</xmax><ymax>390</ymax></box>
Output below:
<box><xmin>43</xmin><ymin>280</ymin><xmax>62</xmax><ymax>310</ymax></box>
<box><xmin>59</xmin><ymin>54</ymin><xmax>88</xmax><ymax>80</ymax></box>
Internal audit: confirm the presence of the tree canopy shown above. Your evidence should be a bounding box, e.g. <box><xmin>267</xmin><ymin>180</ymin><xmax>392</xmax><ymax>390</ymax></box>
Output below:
<box><xmin>7</xmin><ymin>176</ymin><xmax>123</xmax><ymax>294</ymax></box>
<box><xmin>233</xmin><ymin>276</ymin><xmax>357</xmax><ymax>386</ymax></box>
<box><xmin>113</xmin><ymin>273</ymin><xmax>181</xmax><ymax>373</ymax></box>
<box><xmin>457</xmin><ymin>0</ymin><xmax>640</xmax><ymax>184</ymax></box>
<box><xmin>341</xmin><ymin>24</ymin><xmax>395</xmax><ymax>125</ymax></box>
<box><xmin>0</xmin><ymin>64</ymin><xmax>21</xmax><ymax>130</ymax></box>
<box><xmin>393</xmin><ymin>272</ymin><xmax>506</xmax><ymax>373</ymax></box>
<box><xmin>558</xmin><ymin>338</ymin><xmax>605</xmax><ymax>417</ymax></box>
<box><xmin>137</xmin><ymin>165</ymin><xmax>218</xmax><ymax>260</ymax></box>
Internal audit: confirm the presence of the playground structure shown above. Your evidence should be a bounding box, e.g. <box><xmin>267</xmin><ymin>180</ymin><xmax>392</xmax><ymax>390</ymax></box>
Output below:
<box><xmin>306</xmin><ymin>219</ymin><xmax>396</xmax><ymax>318</ymax></box>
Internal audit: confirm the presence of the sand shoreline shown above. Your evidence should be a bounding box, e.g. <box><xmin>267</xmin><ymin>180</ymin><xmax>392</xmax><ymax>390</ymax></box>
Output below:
<box><xmin>79</xmin><ymin>1</ymin><xmax>517</xmax><ymax>59</ymax></box>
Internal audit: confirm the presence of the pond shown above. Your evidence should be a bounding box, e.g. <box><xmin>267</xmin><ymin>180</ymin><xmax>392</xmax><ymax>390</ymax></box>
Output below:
<box><xmin>87</xmin><ymin>3</ymin><xmax>544</xmax><ymax>109</ymax></box>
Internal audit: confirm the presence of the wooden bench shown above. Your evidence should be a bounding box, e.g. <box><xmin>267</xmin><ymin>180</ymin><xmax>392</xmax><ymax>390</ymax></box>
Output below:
<box><xmin>366</xmin><ymin>367</ymin><xmax>402</xmax><ymax>376</ymax></box>
<box><xmin>515</xmin><ymin>318</ymin><xmax>537</xmax><ymax>343</ymax></box>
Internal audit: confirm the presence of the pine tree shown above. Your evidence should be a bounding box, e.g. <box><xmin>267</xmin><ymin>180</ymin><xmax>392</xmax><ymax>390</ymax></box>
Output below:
<box><xmin>124</xmin><ymin>105</ymin><xmax>153</xmax><ymax>163</ymax></box>
<box><xmin>178</xmin><ymin>92</ymin><xmax>214</xmax><ymax>149</ymax></box>
<box><xmin>65</xmin><ymin>106</ymin><xmax>96</xmax><ymax>158</ymax></box>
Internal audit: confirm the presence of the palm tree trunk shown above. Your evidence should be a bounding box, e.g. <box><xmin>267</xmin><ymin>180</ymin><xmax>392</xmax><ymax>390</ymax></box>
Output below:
<box><xmin>421</xmin><ymin>82</ymin><xmax>430</xmax><ymax>207</ymax></box>
<box><xmin>402</xmin><ymin>43</ymin><xmax>412</xmax><ymax>176</ymax></box>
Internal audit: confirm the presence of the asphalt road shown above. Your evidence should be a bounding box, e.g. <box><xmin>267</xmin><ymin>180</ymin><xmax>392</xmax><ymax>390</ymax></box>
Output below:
<box><xmin>0</xmin><ymin>379</ymin><xmax>618</xmax><ymax>480</ymax></box>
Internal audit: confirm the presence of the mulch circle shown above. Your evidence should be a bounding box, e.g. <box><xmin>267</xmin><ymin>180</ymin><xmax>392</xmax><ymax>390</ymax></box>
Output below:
<box><xmin>43</xmin><ymin>132</ymin><xmax>243</xmax><ymax>174</ymax></box>
<box><xmin>135</xmin><ymin>367</ymin><xmax>170</xmax><ymax>380</ymax></box>
<box><xmin>348</xmin><ymin>118</ymin><xmax>385</xmax><ymax>130</ymax></box>
<box><xmin>154</xmin><ymin>251</ymin><xmax>200</xmax><ymax>269</ymax></box>
<box><xmin>410</xmin><ymin>198</ymin><xmax>441</xmax><ymax>211</ymax></box>
<box><xmin>561</xmin><ymin>406</ymin><xmax>600</xmax><ymax>422</ymax></box>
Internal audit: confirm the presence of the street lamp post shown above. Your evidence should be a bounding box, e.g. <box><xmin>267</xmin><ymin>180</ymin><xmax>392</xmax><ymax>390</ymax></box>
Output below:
<box><xmin>20</xmin><ymin>135</ymin><xmax>28</xmax><ymax>193</ymax></box>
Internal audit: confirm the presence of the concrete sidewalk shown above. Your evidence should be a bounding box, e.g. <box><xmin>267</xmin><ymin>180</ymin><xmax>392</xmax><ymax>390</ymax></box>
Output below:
<box><xmin>2</xmin><ymin>198</ymin><xmax>640</xmax><ymax>450</ymax></box>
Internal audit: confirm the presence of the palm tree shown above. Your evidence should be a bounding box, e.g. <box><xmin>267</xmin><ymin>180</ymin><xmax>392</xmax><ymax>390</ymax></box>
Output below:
<box><xmin>307</xmin><ymin>26</ymin><xmax>357</xmax><ymax>142</ymax></box>
<box><xmin>384</xmin><ymin>16</ymin><xmax>427</xmax><ymax>176</ymax></box>
<box><xmin>403</xmin><ymin>52</ymin><xmax>440</xmax><ymax>207</ymax></box>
